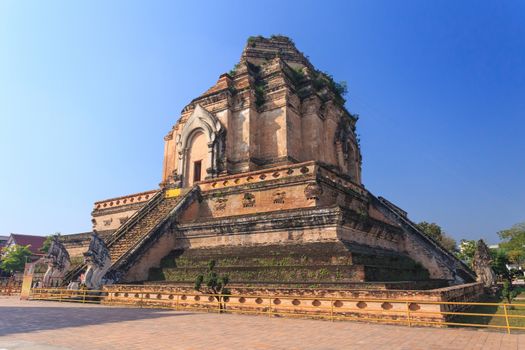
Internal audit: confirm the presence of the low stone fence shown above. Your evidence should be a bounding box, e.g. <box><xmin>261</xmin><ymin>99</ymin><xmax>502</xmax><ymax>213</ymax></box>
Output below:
<box><xmin>0</xmin><ymin>278</ymin><xmax>22</xmax><ymax>295</ymax></box>
<box><xmin>102</xmin><ymin>282</ymin><xmax>484</xmax><ymax>326</ymax></box>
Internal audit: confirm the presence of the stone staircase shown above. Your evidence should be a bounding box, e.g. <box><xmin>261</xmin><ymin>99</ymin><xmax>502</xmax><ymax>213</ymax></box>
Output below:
<box><xmin>106</xmin><ymin>193</ymin><xmax>187</xmax><ymax>263</ymax></box>
<box><xmin>62</xmin><ymin>188</ymin><xmax>195</xmax><ymax>285</ymax></box>
<box><xmin>377</xmin><ymin>196</ymin><xmax>476</xmax><ymax>283</ymax></box>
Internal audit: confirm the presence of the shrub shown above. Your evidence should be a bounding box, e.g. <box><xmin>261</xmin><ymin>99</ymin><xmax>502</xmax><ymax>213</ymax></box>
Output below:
<box><xmin>194</xmin><ymin>260</ymin><xmax>231</xmax><ymax>311</ymax></box>
<box><xmin>502</xmin><ymin>281</ymin><xmax>518</xmax><ymax>304</ymax></box>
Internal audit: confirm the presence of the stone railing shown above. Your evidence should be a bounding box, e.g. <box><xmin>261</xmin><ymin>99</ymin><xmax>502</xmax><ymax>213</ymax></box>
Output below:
<box><xmin>34</xmin><ymin>282</ymin><xmax>525</xmax><ymax>332</ymax></box>
<box><xmin>93</xmin><ymin>190</ymin><xmax>159</xmax><ymax>211</ymax></box>
<box><xmin>101</xmin><ymin>283</ymin><xmax>485</xmax><ymax>327</ymax></box>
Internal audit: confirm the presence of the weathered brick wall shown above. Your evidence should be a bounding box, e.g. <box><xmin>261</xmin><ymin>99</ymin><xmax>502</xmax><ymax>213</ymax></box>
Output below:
<box><xmin>161</xmin><ymin>36</ymin><xmax>361</xmax><ymax>185</ymax></box>
<box><xmin>103</xmin><ymin>282</ymin><xmax>483</xmax><ymax>325</ymax></box>
<box><xmin>146</xmin><ymin>241</ymin><xmax>432</xmax><ymax>287</ymax></box>
<box><xmin>109</xmin><ymin>163</ymin><xmax>472</xmax><ymax>287</ymax></box>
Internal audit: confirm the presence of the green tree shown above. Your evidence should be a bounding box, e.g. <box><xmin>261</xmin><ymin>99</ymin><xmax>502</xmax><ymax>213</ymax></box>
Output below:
<box><xmin>417</xmin><ymin>221</ymin><xmax>457</xmax><ymax>252</ymax></box>
<box><xmin>491</xmin><ymin>249</ymin><xmax>511</xmax><ymax>282</ymax></box>
<box><xmin>40</xmin><ymin>232</ymin><xmax>61</xmax><ymax>254</ymax></box>
<box><xmin>417</xmin><ymin>222</ymin><xmax>443</xmax><ymax>241</ymax></box>
<box><xmin>498</xmin><ymin>222</ymin><xmax>525</xmax><ymax>266</ymax></box>
<box><xmin>0</xmin><ymin>244</ymin><xmax>32</xmax><ymax>273</ymax></box>
<box><xmin>440</xmin><ymin>234</ymin><xmax>458</xmax><ymax>252</ymax></box>
<box><xmin>457</xmin><ymin>239</ymin><xmax>477</xmax><ymax>266</ymax></box>
<box><xmin>194</xmin><ymin>260</ymin><xmax>230</xmax><ymax>310</ymax></box>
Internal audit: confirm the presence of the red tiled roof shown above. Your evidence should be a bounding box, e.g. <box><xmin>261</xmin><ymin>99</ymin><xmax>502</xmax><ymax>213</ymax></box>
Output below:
<box><xmin>9</xmin><ymin>234</ymin><xmax>46</xmax><ymax>255</ymax></box>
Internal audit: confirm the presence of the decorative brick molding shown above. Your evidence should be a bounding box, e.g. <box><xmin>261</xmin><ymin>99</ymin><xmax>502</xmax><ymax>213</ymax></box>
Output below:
<box><xmin>304</xmin><ymin>183</ymin><xmax>323</xmax><ymax>200</ymax></box>
<box><xmin>93</xmin><ymin>190</ymin><xmax>159</xmax><ymax>211</ymax></box>
<box><xmin>198</xmin><ymin>161</ymin><xmax>317</xmax><ymax>192</ymax></box>
<box><xmin>272</xmin><ymin>191</ymin><xmax>286</xmax><ymax>204</ymax></box>
<box><xmin>242</xmin><ymin>193</ymin><xmax>255</xmax><ymax>208</ymax></box>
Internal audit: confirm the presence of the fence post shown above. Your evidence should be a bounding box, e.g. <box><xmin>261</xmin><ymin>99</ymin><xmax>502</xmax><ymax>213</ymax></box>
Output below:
<box><xmin>82</xmin><ymin>289</ymin><xmax>87</xmax><ymax>304</ymax></box>
<box><xmin>406</xmin><ymin>302</ymin><xmax>412</xmax><ymax>327</ymax></box>
<box><xmin>59</xmin><ymin>289</ymin><xmax>63</xmax><ymax>302</ymax></box>
<box><xmin>503</xmin><ymin>304</ymin><xmax>511</xmax><ymax>334</ymax></box>
<box><xmin>217</xmin><ymin>294</ymin><xmax>221</xmax><ymax>314</ymax></box>
<box><xmin>140</xmin><ymin>292</ymin><xmax>144</xmax><ymax>308</ymax></box>
<box><xmin>176</xmin><ymin>294</ymin><xmax>179</xmax><ymax>311</ymax></box>
<box><xmin>268</xmin><ymin>297</ymin><xmax>272</xmax><ymax>318</ymax></box>
<box><xmin>330</xmin><ymin>297</ymin><xmax>334</xmax><ymax>322</ymax></box>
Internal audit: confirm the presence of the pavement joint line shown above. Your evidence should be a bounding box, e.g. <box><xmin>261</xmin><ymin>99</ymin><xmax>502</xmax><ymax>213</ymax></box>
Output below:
<box><xmin>0</xmin><ymin>297</ymin><xmax>523</xmax><ymax>350</ymax></box>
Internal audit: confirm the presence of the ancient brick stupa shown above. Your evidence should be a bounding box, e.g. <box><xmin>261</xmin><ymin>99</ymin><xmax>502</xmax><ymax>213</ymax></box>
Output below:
<box><xmin>66</xmin><ymin>35</ymin><xmax>475</xmax><ymax>289</ymax></box>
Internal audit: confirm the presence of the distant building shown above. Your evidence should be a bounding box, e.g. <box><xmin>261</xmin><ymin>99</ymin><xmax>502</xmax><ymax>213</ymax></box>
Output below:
<box><xmin>0</xmin><ymin>235</ymin><xmax>8</xmax><ymax>249</ymax></box>
<box><xmin>3</xmin><ymin>234</ymin><xmax>47</xmax><ymax>260</ymax></box>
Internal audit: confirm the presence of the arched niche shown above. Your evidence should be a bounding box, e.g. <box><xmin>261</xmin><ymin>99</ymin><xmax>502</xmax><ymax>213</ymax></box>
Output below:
<box><xmin>334</xmin><ymin>117</ymin><xmax>361</xmax><ymax>184</ymax></box>
<box><xmin>176</xmin><ymin>104</ymin><xmax>225</xmax><ymax>187</ymax></box>
<box><xmin>184</xmin><ymin>129</ymin><xmax>208</xmax><ymax>187</ymax></box>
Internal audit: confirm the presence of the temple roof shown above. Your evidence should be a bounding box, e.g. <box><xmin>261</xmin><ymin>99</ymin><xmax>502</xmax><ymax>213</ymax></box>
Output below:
<box><xmin>6</xmin><ymin>233</ymin><xmax>46</xmax><ymax>254</ymax></box>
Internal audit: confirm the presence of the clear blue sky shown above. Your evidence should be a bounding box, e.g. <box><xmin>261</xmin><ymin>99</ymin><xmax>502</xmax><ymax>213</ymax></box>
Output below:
<box><xmin>1</xmin><ymin>1</ymin><xmax>523</xmax><ymax>243</ymax></box>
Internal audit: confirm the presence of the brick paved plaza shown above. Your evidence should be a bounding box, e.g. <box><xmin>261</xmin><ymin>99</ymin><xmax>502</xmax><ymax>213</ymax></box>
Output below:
<box><xmin>0</xmin><ymin>296</ymin><xmax>523</xmax><ymax>350</ymax></box>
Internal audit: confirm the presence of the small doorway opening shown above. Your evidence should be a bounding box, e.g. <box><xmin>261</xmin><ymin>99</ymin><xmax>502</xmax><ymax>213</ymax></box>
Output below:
<box><xmin>193</xmin><ymin>160</ymin><xmax>202</xmax><ymax>183</ymax></box>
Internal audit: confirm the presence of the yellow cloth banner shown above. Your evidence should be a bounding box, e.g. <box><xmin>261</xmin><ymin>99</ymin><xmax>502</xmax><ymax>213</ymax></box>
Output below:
<box><xmin>165</xmin><ymin>188</ymin><xmax>181</xmax><ymax>198</ymax></box>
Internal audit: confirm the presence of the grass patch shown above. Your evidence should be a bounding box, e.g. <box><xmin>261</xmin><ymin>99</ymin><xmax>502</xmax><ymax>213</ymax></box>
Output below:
<box><xmin>451</xmin><ymin>292</ymin><xmax>525</xmax><ymax>331</ymax></box>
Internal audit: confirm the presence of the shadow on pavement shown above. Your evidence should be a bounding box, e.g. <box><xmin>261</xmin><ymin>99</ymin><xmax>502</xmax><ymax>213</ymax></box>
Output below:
<box><xmin>0</xmin><ymin>304</ymin><xmax>192</xmax><ymax>337</ymax></box>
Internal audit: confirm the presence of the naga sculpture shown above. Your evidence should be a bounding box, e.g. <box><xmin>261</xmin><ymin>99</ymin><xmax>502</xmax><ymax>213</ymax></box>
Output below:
<box><xmin>472</xmin><ymin>239</ymin><xmax>496</xmax><ymax>289</ymax></box>
<box><xmin>81</xmin><ymin>233</ymin><xmax>111</xmax><ymax>290</ymax></box>
<box><xmin>42</xmin><ymin>236</ymin><xmax>71</xmax><ymax>287</ymax></box>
